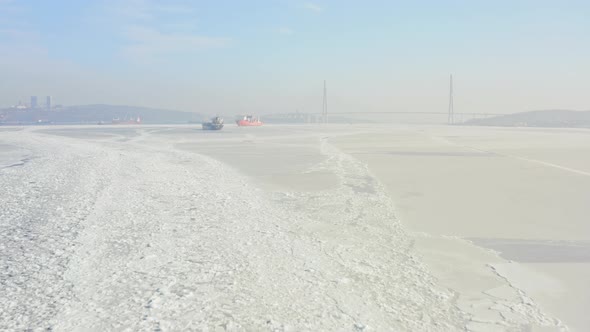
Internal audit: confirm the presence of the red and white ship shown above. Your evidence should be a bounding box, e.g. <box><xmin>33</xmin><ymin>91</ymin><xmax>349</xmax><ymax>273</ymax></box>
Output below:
<box><xmin>236</xmin><ymin>115</ymin><xmax>263</xmax><ymax>127</ymax></box>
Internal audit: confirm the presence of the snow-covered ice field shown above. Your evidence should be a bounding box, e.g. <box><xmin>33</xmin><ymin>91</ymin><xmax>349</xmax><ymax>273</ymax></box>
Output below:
<box><xmin>0</xmin><ymin>124</ymin><xmax>587</xmax><ymax>331</ymax></box>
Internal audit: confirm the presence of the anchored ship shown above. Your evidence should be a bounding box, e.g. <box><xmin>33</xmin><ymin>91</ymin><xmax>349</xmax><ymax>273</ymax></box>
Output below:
<box><xmin>236</xmin><ymin>115</ymin><xmax>263</xmax><ymax>127</ymax></box>
<box><xmin>202</xmin><ymin>116</ymin><xmax>224</xmax><ymax>130</ymax></box>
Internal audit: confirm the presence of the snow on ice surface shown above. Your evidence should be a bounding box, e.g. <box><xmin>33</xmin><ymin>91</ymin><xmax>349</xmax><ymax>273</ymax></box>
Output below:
<box><xmin>0</xmin><ymin>130</ymin><xmax>113</xmax><ymax>329</ymax></box>
<box><xmin>0</xmin><ymin>126</ymin><xmax>562</xmax><ymax>331</ymax></box>
<box><xmin>0</xmin><ymin>142</ymin><xmax>31</xmax><ymax>169</ymax></box>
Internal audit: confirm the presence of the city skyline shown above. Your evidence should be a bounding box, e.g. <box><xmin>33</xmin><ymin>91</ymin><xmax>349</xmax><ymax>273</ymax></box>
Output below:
<box><xmin>1</xmin><ymin>0</ymin><xmax>589</xmax><ymax>114</ymax></box>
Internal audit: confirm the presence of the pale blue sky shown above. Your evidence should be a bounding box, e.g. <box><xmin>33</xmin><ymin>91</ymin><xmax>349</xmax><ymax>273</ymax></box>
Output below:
<box><xmin>1</xmin><ymin>0</ymin><xmax>589</xmax><ymax>114</ymax></box>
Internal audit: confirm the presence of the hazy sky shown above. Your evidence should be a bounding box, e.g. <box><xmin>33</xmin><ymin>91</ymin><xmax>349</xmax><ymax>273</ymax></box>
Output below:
<box><xmin>1</xmin><ymin>0</ymin><xmax>589</xmax><ymax>114</ymax></box>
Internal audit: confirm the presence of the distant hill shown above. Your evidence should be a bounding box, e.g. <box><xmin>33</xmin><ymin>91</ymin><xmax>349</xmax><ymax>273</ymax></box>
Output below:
<box><xmin>464</xmin><ymin>110</ymin><xmax>590</xmax><ymax>128</ymax></box>
<box><xmin>0</xmin><ymin>104</ymin><xmax>203</xmax><ymax>125</ymax></box>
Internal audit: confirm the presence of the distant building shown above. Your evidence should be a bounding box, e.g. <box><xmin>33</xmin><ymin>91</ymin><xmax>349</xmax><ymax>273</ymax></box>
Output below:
<box><xmin>30</xmin><ymin>96</ymin><xmax>38</xmax><ymax>109</ymax></box>
<box><xmin>46</xmin><ymin>96</ymin><xmax>52</xmax><ymax>110</ymax></box>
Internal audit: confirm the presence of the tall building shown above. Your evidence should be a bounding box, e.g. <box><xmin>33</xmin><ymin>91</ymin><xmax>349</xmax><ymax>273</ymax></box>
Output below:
<box><xmin>46</xmin><ymin>96</ymin><xmax>52</xmax><ymax>110</ymax></box>
<box><xmin>30</xmin><ymin>96</ymin><xmax>38</xmax><ymax>109</ymax></box>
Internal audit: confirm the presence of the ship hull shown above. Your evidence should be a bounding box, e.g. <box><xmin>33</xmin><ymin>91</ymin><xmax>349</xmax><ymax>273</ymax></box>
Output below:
<box><xmin>236</xmin><ymin>120</ymin><xmax>263</xmax><ymax>126</ymax></box>
<box><xmin>202</xmin><ymin>123</ymin><xmax>224</xmax><ymax>130</ymax></box>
